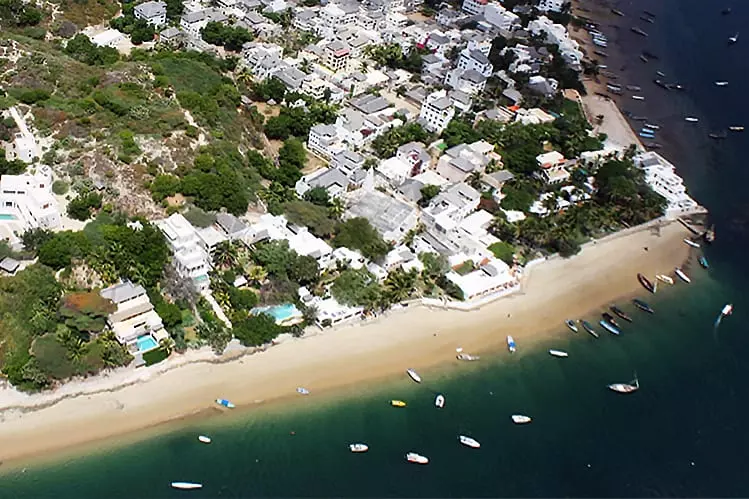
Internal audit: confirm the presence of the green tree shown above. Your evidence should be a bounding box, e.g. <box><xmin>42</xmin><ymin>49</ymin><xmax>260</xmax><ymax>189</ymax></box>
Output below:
<box><xmin>303</xmin><ymin>186</ymin><xmax>330</xmax><ymax>206</ymax></box>
<box><xmin>333</xmin><ymin>217</ymin><xmax>389</xmax><ymax>261</ymax></box>
<box><xmin>331</xmin><ymin>268</ymin><xmax>382</xmax><ymax>308</ymax></box>
<box><xmin>283</xmin><ymin>200</ymin><xmax>336</xmax><ymax>237</ymax></box>
<box><xmin>488</xmin><ymin>241</ymin><xmax>515</xmax><ymax>265</ymax></box>
<box><xmin>67</xmin><ymin>192</ymin><xmax>103</xmax><ymax>221</ymax></box>
<box><xmin>383</xmin><ymin>268</ymin><xmax>417</xmax><ymax>304</ymax></box>
<box><xmin>232</xmin><ymin>313</ymin><xmax>282</xmax><ymax>347</ymax></box>
<box><xmin>419</xmin><ymin>184</ymin><xmax>440</xmax><ymax>207</ymax></box>
<box><xmin>149</xmin><ymin>174</ymin><xmax>181</xmax><ymax>201</ymax></box>
<box><xmin>211</xmin><ymin>241</ymin><xmax>239</xmax><ymax>270</ymax></box>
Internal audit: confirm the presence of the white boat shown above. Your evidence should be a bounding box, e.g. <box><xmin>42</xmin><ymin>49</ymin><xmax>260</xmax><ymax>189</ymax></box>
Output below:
<box><xmin>632</xmin><ymin>95</ymin><xmax>645</xmax><ymax>100</ymax></box>
<box><xmin>406</xmin><ymin>368</ymin><xmax>422</xmax><ymax>383</ymax></box>
<box><xmin>349</xmin><ymin>443</ymin><xmax>369</xmax><ymax>453</ymax></box>
<box><xmin>549</xmin><ymin>349</ymin><xmax>568</xmax><ymax>358</ymax></box>
<box><xmin>685</xmin><ymin>117</ymin><xmax>699</xmax><ymax>123</ymax></box>
<box><xmin>644</xmin><ymin>123</ymin><xmax>660</xmax><ymax>130</ymax></box>
<box><xmin>729</xmin><ymin>126</ymin><xmax>744</xmax><ymax>132</ymax></box>
<box><xmin>456</xmin><ymin>353</ymin><xmax>480</xmax><ymax>361</ymax></box>
<box><xmin>675</xmin><ymin>267</ymin><xmax>691</xmax><ymax>283</ymax></box>
<box><xmin>296</xmin><ymin>387</ymin><xmax>310</xmax><ymax>395</ymax></box>
<box><xmin>198</xmin><ymin>435</ymin><xmax>211</xmax><ymax>444</ymax></box>
<box><xmin>458</xmin><ymin>435</ymin><xmax>481</xmax><ymax>448</ymax></box>
<box><xmin>729</xmin><ymin>32</ymin><xmax>739</xmax><ymax>44</ymax></box>
<box><xmin>511</xmin><ymin>414</ymin><xmax>532</xmax><ymax>424</ymax></box>
<box><xmin>683</xmin><ymin>238</ymin><xmax>701</xmax><ymax>248</ymax></box>
<box><xmin>715</xmin><ymin>81</ymin><xmax>729</xmax><ymax>86</ymax></box>
<box><xmin>608</xmin><ymin>377</ymin><xmax>639</xmax><ymax>393</ymax></box>
<box><xmin>507</xmin><ymin>335</ymin><xmax>516</xmax><ymax>353</ymax></box>
<box><xmin>656</xmin><ymin>274</ymin><xmax>674</xmax><ymax>285</ymax></box>
<box><xmin>721</xmin><ymin>304</ymin><xmax>733</xmax><ymax>316</ymax></box>
<box><xmin>171</xmin><ymin>482</ymin><xmax>203</xmax><ymax>490</ymax></box>
<box><xmin>435</xmin><ymin>394</ymin><xmax>445</xmax><ymax>408</ymax></box>
<box><xmin>406</xmin><ymin>452</ymin><xmax>429</xmax><ymax>464</ymax></box>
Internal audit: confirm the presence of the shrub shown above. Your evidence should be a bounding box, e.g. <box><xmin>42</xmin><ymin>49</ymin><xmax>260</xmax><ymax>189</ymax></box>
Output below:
<box><xmin>143</xmin><ymin>347</ymin><xmax>168</xmax><ymax>366</ymax></box>
<box><xmin>52</xmin><ymin>180</ymin><xmax>69</xmax><ymax>195</ymax></box>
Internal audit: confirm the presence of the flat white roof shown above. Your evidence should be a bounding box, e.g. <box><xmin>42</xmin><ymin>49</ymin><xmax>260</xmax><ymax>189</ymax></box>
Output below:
<box><xmin>91</xmin><ymin>29</ymin><xmax>125</xmax><ymax>46</ymax></box>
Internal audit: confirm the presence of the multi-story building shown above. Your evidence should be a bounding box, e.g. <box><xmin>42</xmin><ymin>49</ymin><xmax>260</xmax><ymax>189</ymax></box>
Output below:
<box><xmin>0</xmin><ymin>166</ymin><xmax>61</xmax><ymax>231</ymax></box>
<box><xmin>461</xmin><ymin>0</ymin><xmax>487</xmax><ymax>16</ymax></box>
<box><xmin>535</xmin><ymin>150</ymin><xmax>571</xmax><ymax>184</ymax></box>
<box><xmin>436</xmin><ymin>141</ymin><xmax>500</xmax><ymax>184</ymax></box>
<box><xmin>419</xmin><ymin>90</ymin><xmax>455</xmax><ymax>133</ymax></box>
<box><xmin>323</xmin><ymin>40</ymin><xmax>351</xmax><ymax>73</ymax></box>
<box><xmin>528</xmin><ymin>16</ymin><xmax>583</xmax><ymax>68</ymax></box>
<box><xmin>483</xmin><ymin>2</ymin><xmax>520</xmax><ymax>31</ymax></box>
<box><xmin>633</xmin><ymin>152</ymin><xmax>701</xmax><ymax>218</ymax></box>
<box><xmin>456</xmin><ymin>48</ymin><xmax>493</xmax><ymax>77</ymax></box>
<box><xmin>537</xmin><ymin>0</ymin><xmax>570</xmax><ymax>13</ymax></box>
<box><xmin>444</xmin><ymin>68</ymin><xmax>487</xmax><ymax>95</ymax></box>
<box><xmin>307</xmin><ymin>124</ymin><xmax>343</xmax><ymax>159</ymax></box>
<box><xmin>134</xmin><ymin>0</ymin><xmax>167</xmax><ymax>26</ymax></box>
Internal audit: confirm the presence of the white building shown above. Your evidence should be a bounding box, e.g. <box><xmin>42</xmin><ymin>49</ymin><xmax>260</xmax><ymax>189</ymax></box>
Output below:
<box><xmin>298</xmin><ymin>286</ymin><xmax>363</xmax><ymax>327</ymax></box>
<box><xmin>100</xmin><ymin>281</ymin><xmax>169</xmax><ymax>357</ymax></box>
<box><xmin>419</xmin><ymin>90</ymin><xmax>455</xmax><ymax>133</ymax></box>
<box><xmin>528</xmin><ymin>16</ymin><xmax>583</xmax><ymax>68</ymax></box>
<box><xmin>155</xmin><ymin>213</ymin><xmax>227</xmax><ymax>292</ymax></box>
<box><xmin>456</xmin><ymin>48</ymin><xmax>493</xmax><ymax>77</ymax></box>
<box><xmin>323</xmin><ymin>40</ymin><xmax>351</xmax><ymax>73</ymax></box>
<box><xmin>444</xmin><ymin>68</ymin><xmax>487</xmax><ymax>95</ymax></box>
<box><xmin>483</xmin><ymin>2</ymin><xmax>520</xmax><ymax>31</ymax></box>
<box><xmin>436</xmin><ymin>141</ymin><xmax>500</xmax><ymax>184</ymax></box>
<box><xmin>515</xmin><ymin>108</ymin><xmax>556</xmax><ymax>125</ymax></box>
<box><xmin>633</xmin><ymin>151</ymin><xmax>701</xmax><ymax>219</ymax></box>
<box><xmin>90</xmin><ymin>29</ymin><xmax>126</xmax><ymax>48</ymax></box>
<box><xmin>537</xmin><ymin>0</ymin><xmax>570</xmax><ymax>13</ymax></box>
<box><xmin>0</xmin><ymin>166</ymin><xmax>61</xmax><ymax>231</ymax></box>
<box><xmin>345</xmin><ymin>189</ymin><xmax>419</xmax><ymax>243</ymax></box>
<box><xmin>307</xmin><ymin>123</ymin><xmax>343</xmax><ymax>159</ymax></box>
<box><xmin>461</xmin><ymin>0</ymin><xmax>488</xmax><ymax>16</ymax></box>
<box><xmin>243</xmin><ymin>214</ymin><xmax>335</xmax><ymax>268</ymax></box>
<box><xmin>535</xmin><ymin>150</ymin><xmax>571</xmax><ymax>184</ymax></box>
<box><xmin>134</xmin><ymin>0</ymin><xmax>167</xmax><ymax>26</ymax></box>
<box><xmin>6</xmin><ymin>133</ymin><xmax>35</xmax><ymax>163</ymax></box>
<box><xmin>445</xmin><ymin>257</ymin><xmax>518</xmax><ymax>301</ymax></box>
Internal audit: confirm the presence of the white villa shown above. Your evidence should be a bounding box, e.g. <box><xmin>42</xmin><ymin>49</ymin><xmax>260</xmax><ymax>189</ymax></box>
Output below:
<box><xmin>100</xmin><ymin>280</ymin><xmax>168</xmax><ymax>361</ymax></box>
<box><xmin>0</xmin><ymin>166</ymin><xmax>62</xmax><ymax>241</ymax></box>
<box><xmin>634</xmin><ymin>151</ymin><xmax>702</xmax><ymax>218</ymax></box>
<box><xmin>445</xmin><ymin>257</ymin><xmax>518</xmax><ymax>301</ymax></box>
<box><xmin>535</xmin><ymin>150</ymin><xmax>571</xmax><ymax>184</ymax></box>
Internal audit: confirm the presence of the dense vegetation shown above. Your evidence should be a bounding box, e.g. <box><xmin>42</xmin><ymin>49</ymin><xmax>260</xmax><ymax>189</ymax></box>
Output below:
<box><xmin>201</xmin><ymin>21</ymin><xmax>254</xmax><ymax>51</ymax></box>
<box><xmin>371</xmin><ymin>123</ymin><xmax>431</xmax><ymax>158</ymax></box>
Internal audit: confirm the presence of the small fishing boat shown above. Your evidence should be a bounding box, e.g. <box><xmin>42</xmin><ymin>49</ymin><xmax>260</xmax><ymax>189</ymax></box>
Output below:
<box><xmin>683</xmin><ymin>238</ymin><xmax>701</xmax><ymax>248</ymax></box>
<box><xmin>406</xmin><ymin>369</ymin><xmax>422</xmax><ymax>383</ymax></box>
<box><xmin>350</xmin><ymin>443</ymin><xmax>369</xmax><ymax>453</ymax></box>
<box><xmin>656</xmin><ymin>71</ymin><xmax>666</xmax><ymax>77</ymax></box>
<box><xmin>728</xmin><ymin>32</ymin><xmax>739</xmax><ymax>44</ymax></box>
<box><xmin>639</xmin><ymin>54</ymin><xmax>649</xmax><ymax>63</ymax></box>
<box><xmin>594</xmin><ymin>50</ymin><xmax>609</xmax><ymax>57</ymax></box>
<box><xmin>640</xmin><ymin>15</ymin><xmax>654</xmax><ymax>23</ymax></box>
<box><xmin>215</xmin><ymin>398</ymin><xmax>235</xmax><ymax>409</ymax></box>
<box><xmin>507</xmin><ymin>335</ymin><xmax>516</xmax><ymax>353</ymax></box>
<box><xmin>631</xmin><ymin>26</ymin><xmax>648</xmax><ymax>36</ymax></box>
<box><xmin>610</xmin><ymin>305</ymin><xmax>633</xmax><ymax>322</ymax></box>
<box><xmin>406</xmin><ymin>452</ymin><xmax>429</xmax><ymax>464</ymax></box>
<box><xmin>656</xmin><ymin>274</ymin><xmax>674</xmax><ymax>285</ymax></box>
<box><xmin>643</xmin><ymin>122</ymin><xmax>659</xmax><ymax>129</ymax></box>
<box><xmin>458</xmin><ymin>435</ymin><xmax>481</xmax><ymax>449</ymax></box>
<box><xmin>198</xmin><ymin>435</ymin><xmax>212</xmax><ymax>444</ymax></box>
<box><xmin>565</xmin><ymin>320</ymin><xmax>579</xmax><ymax>333</ymax></box>
<box><xmin>709</xmin><ymin>131</ymin><xmax>728</xmax><ymax>140</ymax></box>
<box><xmin>721</xmin><ymin>304</ymin><xmax>733</xmax><ymax>316</ymax></box>
<box><xmin>171</xmin><ymin>482</ymin><xmax>203</xmax><ymax>490</ymax></box>
<box><xmin>633</xmin><ymin>299</ymin><xmax>654</xmax><ymax>314</ymax></box>
<box><xmin>611</xmin><ymin>8</ymin><xmax>624</xmax><ymax>16</ymax></box>
<box><xmin>729</xmin><ymin>126</ymin><xmax>745</xmax><ymax>132</ymax></box>
<box><xmin>599</xmin><ymin>320</ymin><xmax>621</xmax><ymax>336</ymax></box>
<box><xmin>608</xmin><ymin>377</ymin><xmax>640</xmax><ymax>393</ymax></box>
<box><xmin>549</xmin><ymin>349</ymin><xmax>568</xmax><ymax>358</ymax></box>
<box><xmin>632</xmin><ymin>95</ymin><xmax>645</xmax><ymax>100</ymax></box>
<box><xmin>667</xmin><ymin>83</ymin><xmax>685</xmax><ymax>91</ymax></box>
<box><xmin>645</xmin><ymin>142</ymin><xmax>662</xmax><ymax>149</ymax></box>
<box><xmin>457</xmin><ymin>353</ymin><xmax>480</xmax><ymax>361</ymax></box>
<box><xmin>580</xmin><ymin>320</ymin><xmax>599</xmax><ymax>338</ymax></box>
<box><xmin>639</xmin><ymin>132</ymin><xmax>656</xmax><ymax>138</ymax></box>
<box><xmin>675</xmin><ymin>267</ymin><xmax>691</xmax><ymax>283</ymax></box>
<box><xmin>715</xmin><ymin>81</ymin><xmax>729</xmax><ymax>86</ymax></box>
<box><xmin>632</xmin><ymin>115</ymin><xmax>648</xmax><ymax>121</ymax></box>
<box><xmin>435</xmin><ymin>394</ymin><xmax>445</xmax><ymax>408</ymax></box>
<box><xmin>297</xmin><ymin>387</ymin><xmax>310</xmax><ymax>395</ymax></box>
<box><xmin>699</xmin><ymin>256</ymin><xmax>709</xmax><ymax>269</ymax></box>
<box><xmin>511</xmin><ymin>414</ymin><xmax>532</xmax><ymax>424</ymax></box>
<box><xmin>602</xmin><ymin>312</ymin><xmax>621</xmax><ymax>328</ymax></box>
<box><xmin>390</xmin><ymin>400</ymin><xmax>406</xmax><ymax>407</ymax></box>
<box><xmin>704</xmin><ymin>225</ymin><xmax>716</xmax><ymax>243</ymax></box>
<box><xmin>685</xmin><ymin>117</ymin><xmax>699</xmax><ymax>122</ymax></box>
<box><xmin>637</xmin><ymin>273</ymin><xmax>656</xmax><ymax>293</ymax></box>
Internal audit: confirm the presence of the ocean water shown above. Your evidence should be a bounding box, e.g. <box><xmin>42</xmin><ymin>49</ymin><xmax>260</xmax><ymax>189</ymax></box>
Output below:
<box><xmin>3</xmin><ymin>1</ymin><xmax>749</xmax><ymax>496</ymax></box>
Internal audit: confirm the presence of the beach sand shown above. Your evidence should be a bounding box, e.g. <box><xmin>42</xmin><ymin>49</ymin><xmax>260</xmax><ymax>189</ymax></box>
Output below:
<box><xmin>0</xmin><ymin>220</ymin><xmax>694</xmax><ymax>465</ymax></box>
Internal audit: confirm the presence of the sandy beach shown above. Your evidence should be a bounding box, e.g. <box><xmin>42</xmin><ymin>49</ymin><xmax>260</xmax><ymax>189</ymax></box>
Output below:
<box><xmin>0</xmin><ymin>219</ymin><xmax>694</xmax><ymax>465</ymax></box>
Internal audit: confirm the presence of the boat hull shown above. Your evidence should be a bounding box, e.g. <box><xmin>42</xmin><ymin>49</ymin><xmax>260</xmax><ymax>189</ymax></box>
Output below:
<box><xmin>599</xmin><ymin>320</ymin><xmax>621</xmax><ymax>335</ymax></box>
<box><xmin>637</xmin><ymin>273</ymin><xmax>656</xmax><ymax>293</ymax></box>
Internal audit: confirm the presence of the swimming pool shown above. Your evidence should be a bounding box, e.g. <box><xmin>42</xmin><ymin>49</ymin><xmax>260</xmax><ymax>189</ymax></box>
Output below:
<box><xmin>0</xmin><ymin>214</ymin><xmax>16</xmax><ymax>221</ymax></box>
<box><xmin>253</xmin><ymin>304</ymin><xmax>301</xmax><ymax>322</ymax></box>
<box><xmin>136</xmin><ymin>334</ymin><xmax>158</xmax><ymax>352</ymax></box>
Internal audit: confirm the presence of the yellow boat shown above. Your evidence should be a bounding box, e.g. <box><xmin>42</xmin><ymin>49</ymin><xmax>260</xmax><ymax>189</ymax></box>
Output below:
<box><xmin>390</xmin><ymin>400</ymin><xmax>406</xmax><ymax>407</ymax></box>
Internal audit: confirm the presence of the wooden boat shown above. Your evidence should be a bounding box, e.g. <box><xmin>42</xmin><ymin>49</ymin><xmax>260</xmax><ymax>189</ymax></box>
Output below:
<box><xmin>699</xmin><ymin>256</ymin><xmax>709</xmax><ymax>269</ymax></box>
<box><xmin>549</xmin><ymin>349</ymin><xmax>568</xmax><ymax>358</ymax></box>
<box><xmin>631</xmin><ymin>26</ymin><xmax>648</xmax><ymax>36</ymax></box>
<box><xmin>580</xmin><ymin>320</ymin><xmax>599</xmax><ymax>338</ymax></box>
<box><xmin>565</xmin><ymin>319</ymin><xmax>579</xmax><ymax>333</ymax></box>
<box><xmin>656</xmin><ymin>274</ymin><xmax>674</xmax><ymax>285</ymax></box>
<box><xmin>602</xmin><ymin>312</ymin><xmax>621</xmax><ymax>329</ymax></box>
<box><xmin>611</xmin><ymin>8</ymin><xmax>624</xmax><ymax>16</ymax></box>
<box><xmin>633</xmin><ymin>299</ymin><xmax>654</xmax><ymax>314</ymax></box>
<box><xmin>608</xmin><ymin>377</ymin><xmax>640</xmax><ymax>393</ymax></box>
<box><xmin>599</xmin><ymin>319</ymin><xmax>621</xmax><ymax>336</ymax></box>
<box><xmin>406</xmin><ymin>368</ymin><xmax>422</xmax><ymax>383</ymax></box>
<box><xmin>610</xmin><ymin>305</ymin><xmax>633</xmax><ymax>322</ymax></box>
<box><xmin>390</xmin><ymin>400</ymin><xmax>406</xmax><ymax>407</ymax></box>
<box><xmin>457</xmin><ymin>353</ymin><xmax>480</xmax><ymax>361</ymax></box>
<box><xmin>637</xmin><ymin>273</ymin><xmax>656</xmax><ymax>293</ymax></box>
<box><xmin>709</xmin><ymin>131</ymin><xmax>728</xmax><ymax>140</ymax></box>
<box><xmin>684</xmin><ymin>238</ymin><xmax>701</xmax><ymax>248</ymax></box>
<box><xmin>675</xmin><ymin>267</ymin><xmax>691</xmax><ymax>283</ymax></box>
<box><xmin>639</xmin><ymin>54</ymin><xmax>649</xmax><ymax>63</ymax></box>
<box><xmin>639</xmin><ymin>15</ymin><xmax>654</xmax><ymax>23</ymax></box>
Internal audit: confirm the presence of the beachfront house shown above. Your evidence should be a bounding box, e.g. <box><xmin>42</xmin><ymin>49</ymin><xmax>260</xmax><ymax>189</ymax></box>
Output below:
<box><xmin>298</xmin><ymin>286</ymin><xmax>363</xmax><ymax>327</ymax></box>
<box><xmin>445</xmin><ymin>257</ymin><xmax>519</xmax><ymax>301</ymax></box>
<box><xmin>344</xmin><ymin>189</ymin><xmax>419</xmax><ymax>243</ymax></box>
<box><xmin>633</xmin><ymin>151</ymin><xmax>701</xmax><ymax>219</ymax></box>
<box><xmin>100</xmin><ymin>281</ymin><xmax>169</xmax><ymax>363</ymax></box>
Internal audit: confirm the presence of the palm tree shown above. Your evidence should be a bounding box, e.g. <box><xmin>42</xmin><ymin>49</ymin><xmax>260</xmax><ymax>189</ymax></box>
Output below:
<box><xmin>328</xmin><ymin>196</ymin><xmax>345</xmax><ymax>220</ymax></box>
<box><xmin>212</xmin><ymin>241</ymin><xmax>238</xmax><ymax>270</ymax></box>
<box><xmin>384</xmin><ymin>269</ymin><xmax>417</xmax><ymax>304</ymax></box>
<box><xmin>236</xmin><ymin>69</ymin><xmax>254</xmax><ymax>86</ymax></box>
<box><xmin>159</xmin><ymin>337</ymin><xmax>175</xmax><ymax>356</ymax></box>
<box><xmin>67</xmin><ymin>337</ymin><xmax>87</xmax><ymax>363</ymax></box>
<box><xmin>247</xmin><ymin>265</ymin><xmax>268</xmax><ymax>285</ymax></box>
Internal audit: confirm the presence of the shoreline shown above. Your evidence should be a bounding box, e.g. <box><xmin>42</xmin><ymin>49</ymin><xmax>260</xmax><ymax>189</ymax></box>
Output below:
<box><xmin>0</xmin><ymin>219</ymin><xmax>694</xmax><ymax>467</ymax></box>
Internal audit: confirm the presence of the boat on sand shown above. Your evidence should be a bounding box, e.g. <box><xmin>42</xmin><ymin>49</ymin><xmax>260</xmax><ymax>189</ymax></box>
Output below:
<box><xmin>638</xmin><ymin>273</ymin><xmax>656</xmax><ymax>293</ymax></box>
<box><xmin>406</xmin><ymin>369</ymin><xmax>422</xmax><ymax>383</ymax></box>
<box><xmin>656</xmin><ymin>274</ymin><xmax>674</xmax><ymax>285</ymax></box>
<box><xmin>675</xmin><ymin>267</ymin><xmax>691</xmax><ymax>283</ymax></box>
<box><xmin>565</xmin><ymin>320</ymin><xmax>579</xmax><ymax>333</ymax></box>
<box><xmin>215</xmin><ymin>398</ymin><xmax>235</xmax><ymax>409</ymax></box>
<box><xmin>507</xmin><ymin>335</ymin><xmax>516</xmax><ymax>353</ymax></box>
<box><xmin>456</xmin><ymin>353</ymin><xmax>480</xmax><ymax>361</ymax></box>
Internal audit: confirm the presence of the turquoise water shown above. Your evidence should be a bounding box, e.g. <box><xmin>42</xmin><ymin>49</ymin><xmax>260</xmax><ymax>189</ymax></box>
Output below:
<box><xmin>136</xmin><ymin>334</ymin><xmax>158</xmax><ymax>352</ymax></box>
<box><xmin>193</xmin><ymin>275</ymin><xmax>208</xmax><ymax>283</ymax></box>
<box><xmin>0</xmin><ymin>213</ymin><xmax>16</xmax><ymax>220</ymax></box>
<box><xmin>253</xmin><ymin>303</ymin><xmax>300</xmax><ymax>321</ymax></box>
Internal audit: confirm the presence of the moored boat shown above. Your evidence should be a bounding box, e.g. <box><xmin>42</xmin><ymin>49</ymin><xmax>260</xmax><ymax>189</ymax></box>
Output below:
<box><xmin>656</xmin><ymin>274</ymin><xmax>674</xmax><ymax>285</ymax></box>
<box><xmin>511</xmin><ymin>414</ymin><xmax>532</xmax><ymax>424</ymax></box>
<box><xmin>715</xmin><ymin>81</ymin><xmax>729</xmax><ymax>86</ymax></box>
<box><xmin>709</xmin><ymin>131</ymin><xmax>728</xmax><ymax>140</ymax></box>
<box><xmin>637</xmin><ymin>273</ymin><xmax>656</xmax><ymax>293</ymax></box>
<box><xmin>507</xmin><ymin>335</ymin><xmax>516</xmax><ymax>353</ymax></box>
<box><xmin>602</xmin><ymin>312</ymin><xmax>621</xmax><ymax>328</ymax></box>
<box><xmin>458</xmin><ymin>435</ymin><xmax>481</xmax><ymax>449</ymax></box>
<box><xmin>729</xmin><ymin>32</ymin><xmax>739</xmax><ymax>44</ymax></box>
<box><xmin>611</xmin><ymin>8</ymin><xmax>624</xmax><ymax>16</ymax></box>
<box><xmin>456</xmin><ymin>353</ymin><xmax>480</xmax><ymax>361</ymax></box>
<box><xmin>685</xmin><ymin>116</ymin><xmax>699</xmax><ymax>123</ymax></box>
<box><xmin>608</xmin><ymin>377</ymin><xmax>640</xmax><ymax>393</ymax></box>
<box><xmin>610</xmin><ymin>305</ymin><xmax>633</xmax><ymax>322</ymax></box>
<box><xmin>631</xmin><ymin>26</ymin><xmax>648</xmax><ymax>36</ymax></box>
<box><xmin>632</xmin><ymin>95</ymin><xmax>645</xmax><ymax>100</ymax></box>
<box><xmin>297</xmin><ymin>387</ymin><xmax>310</xmax><ymax>395</ymax></box>
<box><xmin>580</xmin><ymin>320</ymin><xmax>599</xmax><ymax>338</ymax></box>
<box><xmin>699</xmin><ymin>256</ymin><xmax>709</xmax><ymax>269</ymax></box>
<box><xmin>633</xmin><ymin>299</ymin><xmax>654</xmax><ymax>314</ymax></box>
<box><xmin>350</xmin><ymin>443</ymin><xmax>369</xmax><ymax>453</ymax></box>
<box><xmin>729</xmin><ymin>126</ymin><xmax>744</xmax><ymax>132</ymax></box>
<box><xmin>639</xmin><ymin>131</ymin><xmax>655</xmax><ymax>138</ymax></box>
<box><xmin>675</xmin><ymin>267</ymin><xmax>691</xmax><ymax>283</ymax></box>
<box><xmin>391</xmin><ymin>400</ymin><xmax>406</xmax><ymax>407</ymax></box>
<box><xmin>406</xmin><ymin>452</ymin><xmax>429</xmax><ymax>464</ymax></box>
<box><xmin>198</xmin><ymin>435</ymin><xmax>212</xmax><ymax>444</ymax></box>
<box><xmin>215</xmin><ymin>398</ymin><xmax>235</xmax><ymax>409</ymax></box>
<box><xmin>599</xmin><ymin>319</ymin><xmax>621</xmax><ymax>336</ymax></box>
<box><xmin>643</xmin><ymin>122</ymin><xmax>658</xmax><ymax>129</ymax></box>
<box><xmin>171</xmin><ymin>482</ymin><xmax>203</xmax><ymax>490</ymax></box>
<box><xmin>549</xmin><ymin>349</ymin><xmax>568</xmax><ymax>358</ymax></box>
<box><xmin>406</xmin><ymin>368</ymin><xmax>422</xmax><ymax>383</ymax></box>
<box><xmin>721</xmin><ymin>304</ymin><xmax>733</xmax><ymax>316</ymax></box>
<box><xmin>435</xmin><ymin>394</ymin><xmax>445</xmax><ymax>408</ymax></box>
<box><xmin>639</xmin><ymin>54</ymin><xmax>649</xmax><ymax>63</ymax></box>
<box><xmin>565</xmin><ymin>319</ymin><xmax>578</xmax><ymax>333</ymax></box>
<box><xmin>656</xmin><ymin>71</ymin><xmax>666</xmax><ymax>77</ymax></box>
<box><xmin>683</xmin><ymin>238</ymin><xmax>701</xmax><ymax>248</ymax></box>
